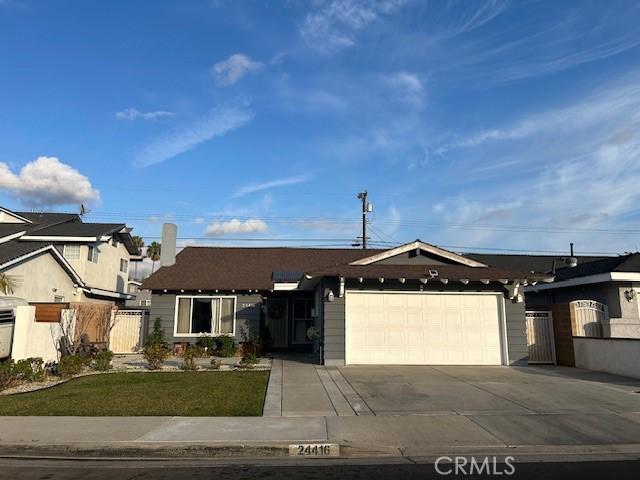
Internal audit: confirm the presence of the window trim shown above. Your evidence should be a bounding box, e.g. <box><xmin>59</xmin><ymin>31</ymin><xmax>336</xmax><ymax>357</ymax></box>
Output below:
<box><xmin>88</xmin><ymin>245</ymin><xmax>100</xmax><ymax>263</ymax></box>
<box><xmin>62</xmin><ymin>244</ymin><xmax>81</xmax><ymax>261</ymax></box>
<box><xmin>173</xmin><ymin>295</ymin><xmax>237</xmax><ymax>338</ymax></box>
<box><xmin>120</xmin><ymin>258</ymin><xmax>128</xmax><ymax>273</ymax></box>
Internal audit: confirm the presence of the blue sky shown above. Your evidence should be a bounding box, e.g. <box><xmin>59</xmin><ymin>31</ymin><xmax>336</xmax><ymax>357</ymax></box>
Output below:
<box><xmin>1</xmin><ymin>0</ymin><xmax>640</xmax><ymax>266</ymax></box>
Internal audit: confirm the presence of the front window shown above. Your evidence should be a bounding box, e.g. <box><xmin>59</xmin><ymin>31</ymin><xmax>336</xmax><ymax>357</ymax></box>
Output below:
<box><xmin>62</xmin><ymin>244</ymin><xmax>81</xmax><ymax>260</ymax></box>
<box><xmin>120</xmin><ymin>258</ymin><xmax>128</xmax><ymax>273</ymax></box>
<box><xmin>175</xmin><ymin>296</ymin><xmax>235</xmax><ymax>336</ymax></box>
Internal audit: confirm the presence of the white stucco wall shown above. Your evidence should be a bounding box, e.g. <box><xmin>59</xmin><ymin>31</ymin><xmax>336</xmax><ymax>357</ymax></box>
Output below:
<box><xmin>1</xmin><ymin>252</ymin><xmax>78</xmax><ymax>303</ymax></box>
<box><xmin>574</xmin><ymin>337</ymin><xmax>640</xmax><ymax>379</ymax></box>
<box><xmin>11</xmin><ymin>305</ymin><xmax>68</xmax><ymax>363</ymax></box>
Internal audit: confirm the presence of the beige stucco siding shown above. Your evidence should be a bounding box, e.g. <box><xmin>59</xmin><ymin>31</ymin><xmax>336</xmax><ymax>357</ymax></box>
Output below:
<box><xmin>1</xmin><ymin>252</ymin><xmax>78</xmax><ymax>302</ymax></box>
<box><xmin>63</xmin><ymin>240</ymin><xmax>130</xmax><ymax>293</ymax></box>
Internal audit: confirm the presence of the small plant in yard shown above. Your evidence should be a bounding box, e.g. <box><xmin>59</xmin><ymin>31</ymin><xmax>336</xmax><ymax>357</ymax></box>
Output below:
<box><xmin>0</xmin><ymin>360</ymin><xmax>16</xmax><ymax>391</ymax></box>
<box><xmin>14</xmin><ymin>358</ymin><xmax>46</xmax><ymax>382</ymax></box>
<box><xmin>240</xmin><ymin>352</ymin><xmax>258</xmax><ymax>369</ymax></box>
<box><xmin>143</xmin><ymin>318</ymin><xmax>170</xmax><ymax>370</ymax></box>
<box><xmin>93</xmin><ymin>350</ymin><xmax>114</xmax><ymax>371</ymax></box>
<box><xmin>58</xmin><ymin>355</ymin><xmax>87</xmax><ymax>377</ymax></box>
<box><xmin>209</xmin><ymin>358</ymin><xmax>222</xmax><ymax>370</ymax></box>
<box><xmin>180</xmin><ymin>345</ymin><xmax>200</xmax><ymax>371</ymax></box>
<box><xmin>215</xmin><ymin>336</ymin><xmax>236</xmax><ymax>357</ymax></box>
<box><xmin>196</xmin><ymin>334</ymin><xmax>216</xmax><ymax>354</ymax></box>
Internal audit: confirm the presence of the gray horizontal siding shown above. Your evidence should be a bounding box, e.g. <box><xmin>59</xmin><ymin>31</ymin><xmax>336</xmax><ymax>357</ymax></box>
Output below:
<box><xmin>149</xmin><ymin>293</ymin><xmax>262</xmax><ymax>344</ymax></box>
<box><xmin>322</xmin><ymin>278</ymin><xmax>346</xmax><ymax>365</ymax></box>
<box><xmin>504</xmin><ymin>299</ymin><xmax>528</xmax><ymax>365</ymax></box>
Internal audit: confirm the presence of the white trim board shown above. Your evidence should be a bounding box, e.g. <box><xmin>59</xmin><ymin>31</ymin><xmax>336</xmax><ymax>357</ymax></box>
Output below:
<box><xmin>525</xmin><ymin>272</ymin><xmax>640</xmax><ymax>292</ymax></box>
<box><xmin>20</xmin><ymin>235</ymin><xmax>102</xmax><ymax>242</ymax></box>
<box><xmin>0</xmin><ymin>231</ymin><xmax>27</xmax><ymax>244</ymax></box>
<box><xmin>0</xmin><ymin>207</ymin><xmax>32</xmax><ymax>224</ymax></box>
<box><xmin>349</xmin><ymin>240</ymin><xmax>487</xmax><ymax>268</ymax></box>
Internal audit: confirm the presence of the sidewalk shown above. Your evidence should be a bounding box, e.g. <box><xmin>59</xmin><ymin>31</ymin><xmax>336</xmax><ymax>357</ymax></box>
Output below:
<box><xmin>3</xmin><ymin>414</ymin><xmax>640</xmax><ymax>459</ymax></box>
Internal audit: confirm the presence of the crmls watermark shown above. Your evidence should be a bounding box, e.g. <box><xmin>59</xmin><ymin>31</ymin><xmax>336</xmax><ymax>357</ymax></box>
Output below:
<box><xmin>434</xmin><ymin>456</ymin><xmax>516</xmax><ymax>476</ymax></box>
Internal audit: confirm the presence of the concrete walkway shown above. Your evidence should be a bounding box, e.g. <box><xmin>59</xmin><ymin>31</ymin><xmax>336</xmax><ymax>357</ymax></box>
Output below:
<box><xmin>263</xmin><ymin>356</ymin><xmax>372</xmax><ymax>417</ymax></box>
<box><xmin>2</xmin><ymin>413</ymin><xmax>640</xmax><ymax>458</ymax></box>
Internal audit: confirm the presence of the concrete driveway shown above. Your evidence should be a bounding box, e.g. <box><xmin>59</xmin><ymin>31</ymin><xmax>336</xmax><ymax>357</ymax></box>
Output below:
<box><xmin>263</xmin><ymin>357</ymin><xmax>640</xmax><ymax>450</ymax></box>
<box><xmin>340</xmin><ymin>365</ymin><xmax>640</xmax><ymax>416</ymax></box>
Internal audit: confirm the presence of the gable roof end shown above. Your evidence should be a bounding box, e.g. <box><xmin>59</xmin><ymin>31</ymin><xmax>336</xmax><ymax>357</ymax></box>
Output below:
<box><xmin>349</xmin><ymin>240</ymin><xmax>488</xmax><ymax>268</ymax></box>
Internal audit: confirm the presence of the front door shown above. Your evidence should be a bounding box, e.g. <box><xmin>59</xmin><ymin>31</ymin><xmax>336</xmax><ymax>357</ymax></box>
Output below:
<box><xmin>267</xmin><ymin>298</ymin><xmax>288</xmax><ymax>348</ymax></box>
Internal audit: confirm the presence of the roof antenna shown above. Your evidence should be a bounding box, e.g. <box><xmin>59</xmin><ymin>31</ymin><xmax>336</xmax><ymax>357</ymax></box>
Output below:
<box><xmin>79</xmin><ymin>204</ymin><xmax>89</xmax><ymax>217</ymax></box>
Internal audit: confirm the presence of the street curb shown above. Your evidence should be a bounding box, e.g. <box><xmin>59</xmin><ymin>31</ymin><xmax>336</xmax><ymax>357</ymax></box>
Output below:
<box><xmin>0</xmin><ymin>443</ymin><xmax>290</xmax><ymax>459</ymax></box>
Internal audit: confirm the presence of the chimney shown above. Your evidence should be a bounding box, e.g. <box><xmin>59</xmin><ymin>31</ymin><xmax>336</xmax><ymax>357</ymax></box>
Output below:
<box><xmin>160</xmin><ymin>223</ymin><xmax>177</xmax><ymax>267</ymax></box>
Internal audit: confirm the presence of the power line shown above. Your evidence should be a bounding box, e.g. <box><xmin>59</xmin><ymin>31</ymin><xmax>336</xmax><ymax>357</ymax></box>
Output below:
<box><xmin>84</xmin><ymin>211</ymin><xmax>640</xmax><ymax>235</ymax></box>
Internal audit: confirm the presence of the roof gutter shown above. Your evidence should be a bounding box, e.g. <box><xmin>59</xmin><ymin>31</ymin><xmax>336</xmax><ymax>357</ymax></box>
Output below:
<box><xmin>524</xmin><ymin>272</ymin><xmax>640</xmax><ymax>292</ymax></box>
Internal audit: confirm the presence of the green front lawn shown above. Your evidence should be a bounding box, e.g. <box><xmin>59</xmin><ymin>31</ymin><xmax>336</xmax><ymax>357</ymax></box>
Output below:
<box><xmin>0</xmin><ymin>371</ymin><xmax>269</xmax><ymax>416</ymax></box>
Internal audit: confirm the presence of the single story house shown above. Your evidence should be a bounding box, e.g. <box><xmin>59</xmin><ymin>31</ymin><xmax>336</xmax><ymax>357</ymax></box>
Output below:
<box><xmin>142</xmin><ymin>225</ymin><xmax>551</xmax><ymax>366</ymax></box>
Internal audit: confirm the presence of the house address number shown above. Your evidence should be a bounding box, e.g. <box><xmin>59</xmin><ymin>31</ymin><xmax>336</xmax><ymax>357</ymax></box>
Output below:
<box><xmin>289</xmin><ymin>443</ymin><xmax>339</xmax><ymax>457</ymax></box>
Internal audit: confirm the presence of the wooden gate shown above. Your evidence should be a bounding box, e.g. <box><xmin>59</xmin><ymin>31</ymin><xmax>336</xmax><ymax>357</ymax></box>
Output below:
<box><xmin>525</xmin><ymin>311</ymin><xmax>556</xmax><ymax>364</ymax></box>
<box><xmin>570</xmin><ymin>300</ymin><xmax>608</xmax><ymax>337</ymax></box>
<box><xmin>109</xmin><ymin>310</ymin><xmax>145</xmax><ymax>353</ymax></box>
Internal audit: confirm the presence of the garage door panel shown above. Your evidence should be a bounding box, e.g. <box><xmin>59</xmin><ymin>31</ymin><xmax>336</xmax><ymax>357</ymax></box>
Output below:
<box><xmin>346</xmin><ymin>292</ymin><xmax>503</xmax><ymax>365</ymax></box>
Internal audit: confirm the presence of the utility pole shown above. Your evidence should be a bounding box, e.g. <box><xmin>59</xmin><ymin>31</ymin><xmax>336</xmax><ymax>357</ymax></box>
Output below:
<box><xmin>357</xmin><ymin>191</ymin><xmax>372</xmax><ymax>249</ymax></box>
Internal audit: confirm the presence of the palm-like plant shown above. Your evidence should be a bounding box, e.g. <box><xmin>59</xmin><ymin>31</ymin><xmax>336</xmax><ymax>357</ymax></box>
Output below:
<box><xmin>131</xmin><ymin>236</ymin><xmax>145</xmax><ymax>255</ymax></box>
<box><xmin>131</xmin><ymin>236</ymin><xmax>145</xmax><ymax>279</ymax></box>
<box><xmin>0</xmin><ymin>273</ymin><xmax>17</xmax><ymax>295</ymax></box>
<box><xmin>146</xmin><ymin>241</ymin><xmax>161</xmax><ymax>274</ymax></box>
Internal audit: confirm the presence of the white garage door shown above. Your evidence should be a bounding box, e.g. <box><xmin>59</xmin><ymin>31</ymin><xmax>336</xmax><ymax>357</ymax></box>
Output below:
<box><xmin>345</xmin><ymin>292</ymin><xmax>503</xmax><ymax>365</ymax></box>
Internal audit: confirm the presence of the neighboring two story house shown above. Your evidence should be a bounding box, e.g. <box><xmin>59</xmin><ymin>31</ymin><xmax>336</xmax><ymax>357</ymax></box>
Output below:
<box><xmin>0</xmin><ymin>206</ymin><xmax>142</xmax><ymax>305</ymax></box>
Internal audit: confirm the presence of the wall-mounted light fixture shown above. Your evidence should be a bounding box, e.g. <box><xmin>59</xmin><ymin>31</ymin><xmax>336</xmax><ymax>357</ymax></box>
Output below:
<box><xmin>326</xmin><ymin>290</ymin><xmax>335</xmax><ymax>302</ymax></box>
<box><xmin>624</xmin><ymin>289</ymin><xmax>636</xmax><ymax>302</ymax></box>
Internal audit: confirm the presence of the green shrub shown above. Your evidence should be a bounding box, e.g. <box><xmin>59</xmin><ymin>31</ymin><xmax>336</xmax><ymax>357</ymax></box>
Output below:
<box><xmin>0</xmin><ymin>360</ymin><xmax>16</xmax><ymax>390</ymax></box>
<box><xmin>94</xmin><ymin>350</ymin><xmax>114</xmax><ymax>371</ymax></box>
<box><xmin>240</xmin><ymin>352</ymin><xmax>258</xmax><ymax>368</ymax></box>
<box><xmin>143</xmin><ymin>318</ymin><xmax>170</xmax><ymax>370</ymax></box>
<box><xmin>196</xmin><ymin>335</ymin><xmax>216</xmax><ymax>354</ymax></box>
<box><xmin>180</xmin><ymin>345</ymin><xmax>199</xmax><ymax>371</ymax></box>
<box><xmin>215</xmin><ymin>336</ymin><xmax>236</xmax><ymax>357</ymax></box>
<box><xmin>58</xmin><ymin>355</ymin><xmax>86</xmax><ymax>377</ymax></box>
<box><xmin>209</xmin><ymin>358</ymin><xmax>222</xmax><ymax>370</ymax></box>
<box><xmin>14</xmin><ymin>358</ymin><xmax>46</xmax><ymax>382</ymax></box>
<box><xmin>143</xmin><ymin>343</ymin><xmax>170</xmax><ymax>370</ymax></box>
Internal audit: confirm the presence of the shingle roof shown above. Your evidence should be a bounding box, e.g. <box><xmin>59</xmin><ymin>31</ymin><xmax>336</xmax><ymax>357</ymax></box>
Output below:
<box><xmin>142</xmin><ymin>247</ymin><xmax>384</xmax><ymax>290</ymax></box>
<box><xmin>0</xmin><ymin>223</ymin><xmax>29</xmax><ymax>238</ymax></box>
<box><xmin>14</xmin><ymin>211</ymin><xmax>79</xmax><ymax>226</ymax></box>
<box><xmin>142</xmin><ymin>246</ymin><xmax>552</xmax><ymax>291</ymax></box>
<box><xmin>464</xmin><ymin>253</ymin><xmax>610</xmax><ymax>273</ymax></box>
<box><xmin>0</xmin><ymin>240</ymin><xmax>56</xmax><ymax>267</ymax></box>
<box><xmin>553</xmin><ymin>253</ymin><xmax>640</xmax><ymax>281</ymax></box>
<box><xmin>26</xmin><ymin>222</ymin><xmax>125</xmax><ymax>237</ymax></box>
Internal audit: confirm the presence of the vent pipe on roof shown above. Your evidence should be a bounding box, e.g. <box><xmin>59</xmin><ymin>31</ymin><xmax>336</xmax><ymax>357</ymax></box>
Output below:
<box><xmin>160</xmin><ymin>223</ymin><xmax>177</xmax><ymax>267</ymax></box>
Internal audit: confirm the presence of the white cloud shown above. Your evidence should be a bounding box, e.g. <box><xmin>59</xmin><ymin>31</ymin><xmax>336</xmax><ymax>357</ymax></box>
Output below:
<box><xmin>133</xmin><ymin>107</ymin><xmax>254</xmax><ymax>168</ymax></box>
<box><xmin>429</xmin><ymin>74</ymin><xmax>640</xmax><ymax>253</ymax></box>
<box><xmin>115</xmin><ymin>108</ymin><xmax>175</xmax><ymax>120</ymax></box>
<box><xmin>0</xmin><ymin>156</ymin><xmax>100</xmax><ymax>207</ymax></box>
<box><xmin>383</xmin><ymin>71</ymin><xmax>425</xmax><ymax>107</ymax></box>
<box><xmin>212</xmin><ymin>54</ymin><xmax>264</xmax><ymax>86</ymax></box>
<box><xmin>299</xmin><ymin>0</ymin><xmax>408</xmax><ymax>52</ymax></box>
<box><xmin>231</xmin><ymin>174</ymin><xmax>313</xmax><ymax>198</ymax></box>
<box><xmin>204</xmin><ymin>218</ymin><xmax>268</xmax><ymax>237</ymax></box>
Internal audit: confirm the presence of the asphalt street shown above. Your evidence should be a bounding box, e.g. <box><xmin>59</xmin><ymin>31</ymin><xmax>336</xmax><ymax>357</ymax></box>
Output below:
<box><xmin>0</xmin><ymin>458</ymin><xmax>639</xmax><ymax>480</ymax></box>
